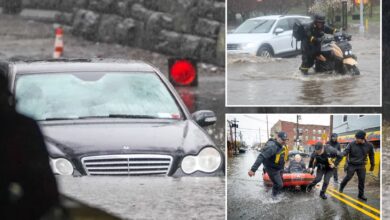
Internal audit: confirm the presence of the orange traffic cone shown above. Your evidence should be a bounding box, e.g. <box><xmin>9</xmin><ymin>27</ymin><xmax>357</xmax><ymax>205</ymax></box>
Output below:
<box><xmin>53</xmin><ymin>27</ymin><xmax>64</xmax><ymax>58</ymax></box>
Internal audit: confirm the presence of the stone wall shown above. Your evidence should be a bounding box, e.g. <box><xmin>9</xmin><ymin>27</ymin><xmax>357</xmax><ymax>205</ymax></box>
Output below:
<box><xmin>18</xmin><ymin>0</ymin><xmax>225</xmax><ymax>66</ymax></box>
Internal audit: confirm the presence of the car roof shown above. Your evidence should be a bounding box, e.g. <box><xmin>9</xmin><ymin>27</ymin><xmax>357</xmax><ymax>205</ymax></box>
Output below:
<box><xmin>249</xmin><ymin>15</ymin><xmax>311</xmax><ymax>21</ymax></box>
<box><xmin>8</xmin><ymin>58</ymin><xmax>156</xmax><ymax>75</ymax></box>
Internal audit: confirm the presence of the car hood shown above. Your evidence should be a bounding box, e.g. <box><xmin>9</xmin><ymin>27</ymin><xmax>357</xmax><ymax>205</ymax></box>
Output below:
<box><xmin>40</xmin><ymin>119</ymin><xmax>215</xmax><ymax>158</ymax></box>
<box><xmin>227</xmin><ymin>33</ymin><xmax>269</xmax><ymax>44</ymax></box>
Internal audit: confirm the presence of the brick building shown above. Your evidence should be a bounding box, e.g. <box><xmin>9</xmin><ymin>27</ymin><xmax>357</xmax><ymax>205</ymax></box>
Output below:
<box><xmin>270</xmin><ymin>120</ymin><xmax>330</xmax><ymax>150</ymax></box>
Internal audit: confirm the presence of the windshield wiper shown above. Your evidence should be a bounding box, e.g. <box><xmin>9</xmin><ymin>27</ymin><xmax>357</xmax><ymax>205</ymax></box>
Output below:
<box><xmin>38</xmin><ymin>117</ymin><xmax>78</xmax><ymax>121</ymax></box>
<box><xmin>108</xmin><ymin>114</ymin><xmax>159</xmax><ymax>119</ymax></box>
<box><xmin>249</xmin><ymin>21</ymin><xmax>267</xmax><ymax>33</ymax></box>
<box><xmin>78</xmin><ymin>114</ymin><xmax>159</xmax><ymax>119</ymax></box>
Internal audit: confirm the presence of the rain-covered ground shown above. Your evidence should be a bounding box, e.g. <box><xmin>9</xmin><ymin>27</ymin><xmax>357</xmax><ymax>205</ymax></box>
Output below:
<box><xmin>0</xmin><ymin>13</ymin><xmax>226</xmax><ymax>219</ymax></box>
<box><xmin>227</xmin><ymin>25</ymin><xmax>381</xmax><ymax>106</ymax></box>
<box><xmin>227</xmin><ymin>150</ymin><xmax>380</xmax><ymax>219</ymax></box>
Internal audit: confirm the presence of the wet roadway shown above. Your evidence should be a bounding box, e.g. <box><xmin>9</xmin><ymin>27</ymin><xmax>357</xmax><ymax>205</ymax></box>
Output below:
<box><xmin>227</xmin><ymin>150</ymin><xmax>380</xmax><ymax>220</ymax></box>
<box><xmin>0</xmin><ymin>13</ymin><xmax>225</xmax><ymax>219</ymax></box>
<box><xmin>227</xmin><ymin>25</ymin><xmax>381</xmax><ymax>106</ymax></box>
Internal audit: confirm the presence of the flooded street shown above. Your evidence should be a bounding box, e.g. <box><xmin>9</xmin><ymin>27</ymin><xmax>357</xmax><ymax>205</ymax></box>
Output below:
<box><xmin>227</xmin><ymin>150</ymin><xmax>380</xmax><ymax>220</ymax></box>
<box><xmin>0</xmin><ymin>14</ymin><xmax>226</xmax><ymax>147</ymax></box>
<box><xmin>57</xmin><ymin>176</ymin><xmax>225</xmax><ymax>219</ymax></box>
<box><xmin>227</xmin><ymin>29</ymin><xmax>380</xmax><ymax>106</ymax></box>
<box><xmin>0</xmin><ymin>13</ymin><xmax>226</xmax><ymax>219</ymax></box>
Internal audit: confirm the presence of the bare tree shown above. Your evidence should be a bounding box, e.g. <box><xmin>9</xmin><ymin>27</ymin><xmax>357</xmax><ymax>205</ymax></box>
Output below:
<box><xmin>256</xmin><ymin>0</ymin><xmax>303</xmax><ymax>15</ymax></box>
<box><xmin>3</xmin><ymin>0</ymin><xmax>22</xmax><ymax>14</ymax></box>
<box><xmin>228</xmin><ymin>0</ymin><xmax>258</xmax><ymax>20</ymax></box>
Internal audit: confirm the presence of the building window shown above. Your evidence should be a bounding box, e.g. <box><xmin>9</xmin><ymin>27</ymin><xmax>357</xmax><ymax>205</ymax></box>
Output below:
<box><xmin>318</xmin><ymin>130</ymin><xmax>322</xmax><ymax>134</ymax></box>
<box><xmin>313</xmin><ymin>129</ymin><xmax>316</xmax><ymax>134</ymax></box>
<box><xmin>343</xmin><ymin>115</ymin><xmax>348</xmax><ymax>122</ymax></box>
<box><xmin>305</xmin><ymin>136</ymin><xmax>308</xmax><ymax>141</ymax></box>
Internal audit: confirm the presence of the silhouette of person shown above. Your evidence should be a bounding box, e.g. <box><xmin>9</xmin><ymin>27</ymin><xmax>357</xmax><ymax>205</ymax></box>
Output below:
<box><xmin>0</xmin><ymin>71</ymin><xmax>60</xmax><ymax>219</ymax></box>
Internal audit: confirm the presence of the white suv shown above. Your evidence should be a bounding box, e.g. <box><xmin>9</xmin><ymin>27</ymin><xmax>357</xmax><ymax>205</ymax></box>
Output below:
<box><xmin>227</xmin><ymin>15</ymin><xmax>311</xmax><ymax>57</ymax></box>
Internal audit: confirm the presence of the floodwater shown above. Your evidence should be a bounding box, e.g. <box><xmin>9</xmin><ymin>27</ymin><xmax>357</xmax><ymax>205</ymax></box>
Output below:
<box><xmin>58</xmin><ymin>176</ymin><xmax>225</xmax><ymax>219</ymax></box>
<box><xmin>227</xmin><ymin>31</ymin><xmax>380</xmax><ymax>106</ymax></box>
<box><xmin>0</xmin><ymin>14</ymin><xmax>226</xmax><ymax>148</ymax></box>
<box><xmin>227</xmin><ymin>150</ymin><xmax>380</xmax><ymax>220</ymax></box>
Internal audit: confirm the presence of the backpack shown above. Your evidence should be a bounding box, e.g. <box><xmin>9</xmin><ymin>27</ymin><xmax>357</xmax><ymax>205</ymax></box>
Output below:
<box><xmin>292</xmin><ymin>20</ymin><xmax>306</xmax><ymax>41</ymax></box>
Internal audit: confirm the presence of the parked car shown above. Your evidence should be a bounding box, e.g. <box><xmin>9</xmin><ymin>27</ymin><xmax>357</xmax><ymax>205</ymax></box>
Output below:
<box><xmin>227</xmin><ymin>15</ymin><xmax>311</xmax><ymax>57</ymax></box>
<box><xmin>3</xmin><ymin>59</ymin><xmax>224</xmax><ymax>177</ymax></box>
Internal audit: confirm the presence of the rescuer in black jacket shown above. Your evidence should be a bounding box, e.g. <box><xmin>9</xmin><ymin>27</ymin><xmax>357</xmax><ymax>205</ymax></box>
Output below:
<box><xmin>248</xmin><ymin>131</ymin><xmax>288</xmax><ymax>197</ymax></box>
<box><xmin>0</xmin><ymin>73</ymin><xmax>61</xmax><ymax>220</ymax></box>
<box><xmin>339</xmin><ymin>130</ymin><xmax>375</xmax><ymax>201</ymax></box>
<box><xmin>299</xmin><ymin>14</ymin><xmax>337</xmax><ymax>75</ymax></box>
<box><xmin>327</xmin><ymin>133</ymin><xmax>341</xmax><ymax>183</ymax></box>
<box><xmin>306</xmin><ymin>142</ymin><xmax>342</xmax><ymax>200</ymax></box>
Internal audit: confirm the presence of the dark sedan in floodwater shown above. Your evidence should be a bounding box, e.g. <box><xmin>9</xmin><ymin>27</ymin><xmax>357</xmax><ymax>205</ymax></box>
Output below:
<box><xmin>2</xmin><ymin>59</ymin><xmax>224</xmax><ymax>177</ymax></box>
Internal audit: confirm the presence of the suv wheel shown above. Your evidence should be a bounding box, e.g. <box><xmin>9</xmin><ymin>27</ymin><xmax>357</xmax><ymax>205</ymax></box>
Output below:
<box><xmin>257</xmin><ymin>46</ymin><xmax>273</xmax><ymax>58</ymax></box>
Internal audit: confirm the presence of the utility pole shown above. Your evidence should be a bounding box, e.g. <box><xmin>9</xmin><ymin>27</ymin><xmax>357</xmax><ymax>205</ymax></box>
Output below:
<box><xmin>359</xmin><ymin>0</ymin><xmax>364</xmax><ymax>33</ymax></box>
<box><xmin>330</xmin><ymin>115</ymin><xmax>333</xmax><ymax>136</ymax></box>
<box><xmin>227</xmin><ymin>120</ymin><xmax>234</xmax><ymax>156</ymax></box>
<box><xmin>296</xmin><ymin>115</ymin><xmax>301</xmax><ymax>148</ymax></box>
<box><xmin>266</xmin><ymin>115</ymin><xmax>269</xmax><ymax>140</ymax></box>
<box><xmin>259</xmin><ymin>128</ymin><xmax>261</xmax><ymax>147</ymax></box>
<box><xmin>232</xmin><ymin>118</ymin><xmax>239</xmax><ymax>155</ymax></box>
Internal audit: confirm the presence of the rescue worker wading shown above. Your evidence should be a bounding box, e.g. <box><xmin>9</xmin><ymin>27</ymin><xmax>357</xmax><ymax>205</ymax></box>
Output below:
<box><xmin>339</xmin><ymin>130</ymin><xmax>375</xmax><ymax>201</ymax></box>
<box><xmin>248</xmin><ymin>132</ymin><xmax>288</xmax><ymax>197</ymax></box>
<box><xmin>299</xmin><ymin>14</ymin><xmax>337</xmax><ymax>75</ymax></box>
<box><xmin>306</xmin><ymin>142</ymin><xmax>342</xmax><ymax>200</ymax></box>
<box><xmin>327</xmin><ymin>133</ymin><xmax>341</xmax><ymax>183</ymax></box>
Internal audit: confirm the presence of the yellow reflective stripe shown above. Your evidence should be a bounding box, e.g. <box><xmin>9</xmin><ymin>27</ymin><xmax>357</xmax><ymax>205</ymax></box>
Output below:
<box><xmin>326</xmin><ymin>191</ymin><xmax>380</xmax><ymax>220</ymax></box>
<box><xmin>284</xmin><ymin>146</ymin><xmax>289</xmax><ymax>162</ymax></box>
<box><xmin>310</xmin><ymin>36</ymin><xmax>315</xmax><ymax>43</ymax></box>
<box><xmin>333</xmin><ymin>28</ymin><xmax>337</xmax><ymax>34</ymax></box>
<box><xmin>327</xmin><ymin>187</ymin><xmax>380</xmax><ymax>214</ymax></box>
<box><xmin>328</xmin><ymin>158</ymin><xmax>334</xmax><ymax>166</ymax></box>
<box><xmin>275</xmin><ymin>153</ymin><xmax>281</xmax><ymax>164</ymax></box>
<box><xmin>275</xmin><ymin>146</ymin><xmax>288</xmax><ymax>164</ymax></box>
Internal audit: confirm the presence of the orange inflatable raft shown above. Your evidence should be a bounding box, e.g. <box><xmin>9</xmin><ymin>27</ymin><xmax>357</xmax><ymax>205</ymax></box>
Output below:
<box><xmin>263</xmin><ymin>172</ymin><xmax>315</xmax><ymax>187</ymax></box>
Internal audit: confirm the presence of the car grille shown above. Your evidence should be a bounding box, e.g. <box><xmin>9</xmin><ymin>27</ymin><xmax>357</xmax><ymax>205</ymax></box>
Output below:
<box><xmin>81</xmin><ymin>154</ymin><xmax>173</xmax><ymax>176</ymax></box>
<box><xmin>227</xmin><ymin>44</ymin><xmax>240</xmax><ymax>50</ymax></box>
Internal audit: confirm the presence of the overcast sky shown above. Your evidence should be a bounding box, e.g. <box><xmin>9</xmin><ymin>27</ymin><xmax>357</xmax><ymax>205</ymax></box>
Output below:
<box><xmin>226</xmin><ymin>114</ymin><xmax>331</xmax><ymax>145</ymax></box>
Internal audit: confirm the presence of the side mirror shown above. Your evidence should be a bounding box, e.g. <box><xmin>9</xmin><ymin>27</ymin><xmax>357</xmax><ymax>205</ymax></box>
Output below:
<box><xmin>274</xmin><ymin>28</ymin><xmax>284</xmax><ymax>35</ymax></box>
<box><xmin>192</xmin><ymin>110</ymin><xmax>217</xmax><ymax>127</ymax></box>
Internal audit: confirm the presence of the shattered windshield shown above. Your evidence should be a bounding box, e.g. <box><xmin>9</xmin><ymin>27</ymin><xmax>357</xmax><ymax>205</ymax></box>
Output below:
<box><xmin>15</xmin><ymin>72</ymin><xmax>183</xmax><ymax>121</ymax></box>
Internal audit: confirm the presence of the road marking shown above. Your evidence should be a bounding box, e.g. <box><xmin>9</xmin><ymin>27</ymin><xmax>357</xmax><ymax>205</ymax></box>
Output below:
<box><xmin>326</xmin><ymin>191</ymin><xmax>380</xmax><ymax>220</ymax></box>
<box><xmin>327</xmin><ymin>187</ymin><xmax>380</xmax><ymax>214</ymax></box>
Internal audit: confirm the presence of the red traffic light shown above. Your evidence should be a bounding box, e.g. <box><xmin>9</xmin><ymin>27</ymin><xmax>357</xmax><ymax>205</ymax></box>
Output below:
<box><xmin>168</xmin><ymin>59</ymin><xmax>198</xmax><ymax>86</ymax></box>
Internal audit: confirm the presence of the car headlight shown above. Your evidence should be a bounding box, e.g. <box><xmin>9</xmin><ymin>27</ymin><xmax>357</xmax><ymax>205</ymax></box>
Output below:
<box><xmin>50</xmin><ymin>158</ymin><xmax>74</xmax><ymax>175</ymax></box>
<box><xmin>181</xmin><ymin>147</ymin><xmax>222</xmax><ymax>174</ymax></box>
<box><xmin>242</xmin><ymin>42</ymin><xmax>257</xmax><ymax>49</ymax></box>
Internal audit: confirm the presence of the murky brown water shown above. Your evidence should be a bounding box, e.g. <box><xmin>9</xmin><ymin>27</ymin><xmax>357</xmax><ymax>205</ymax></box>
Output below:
<box><xmin>227</xmin><ymin>33</ymin><xmax>380</xmax><ymax>106</ymax></box>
